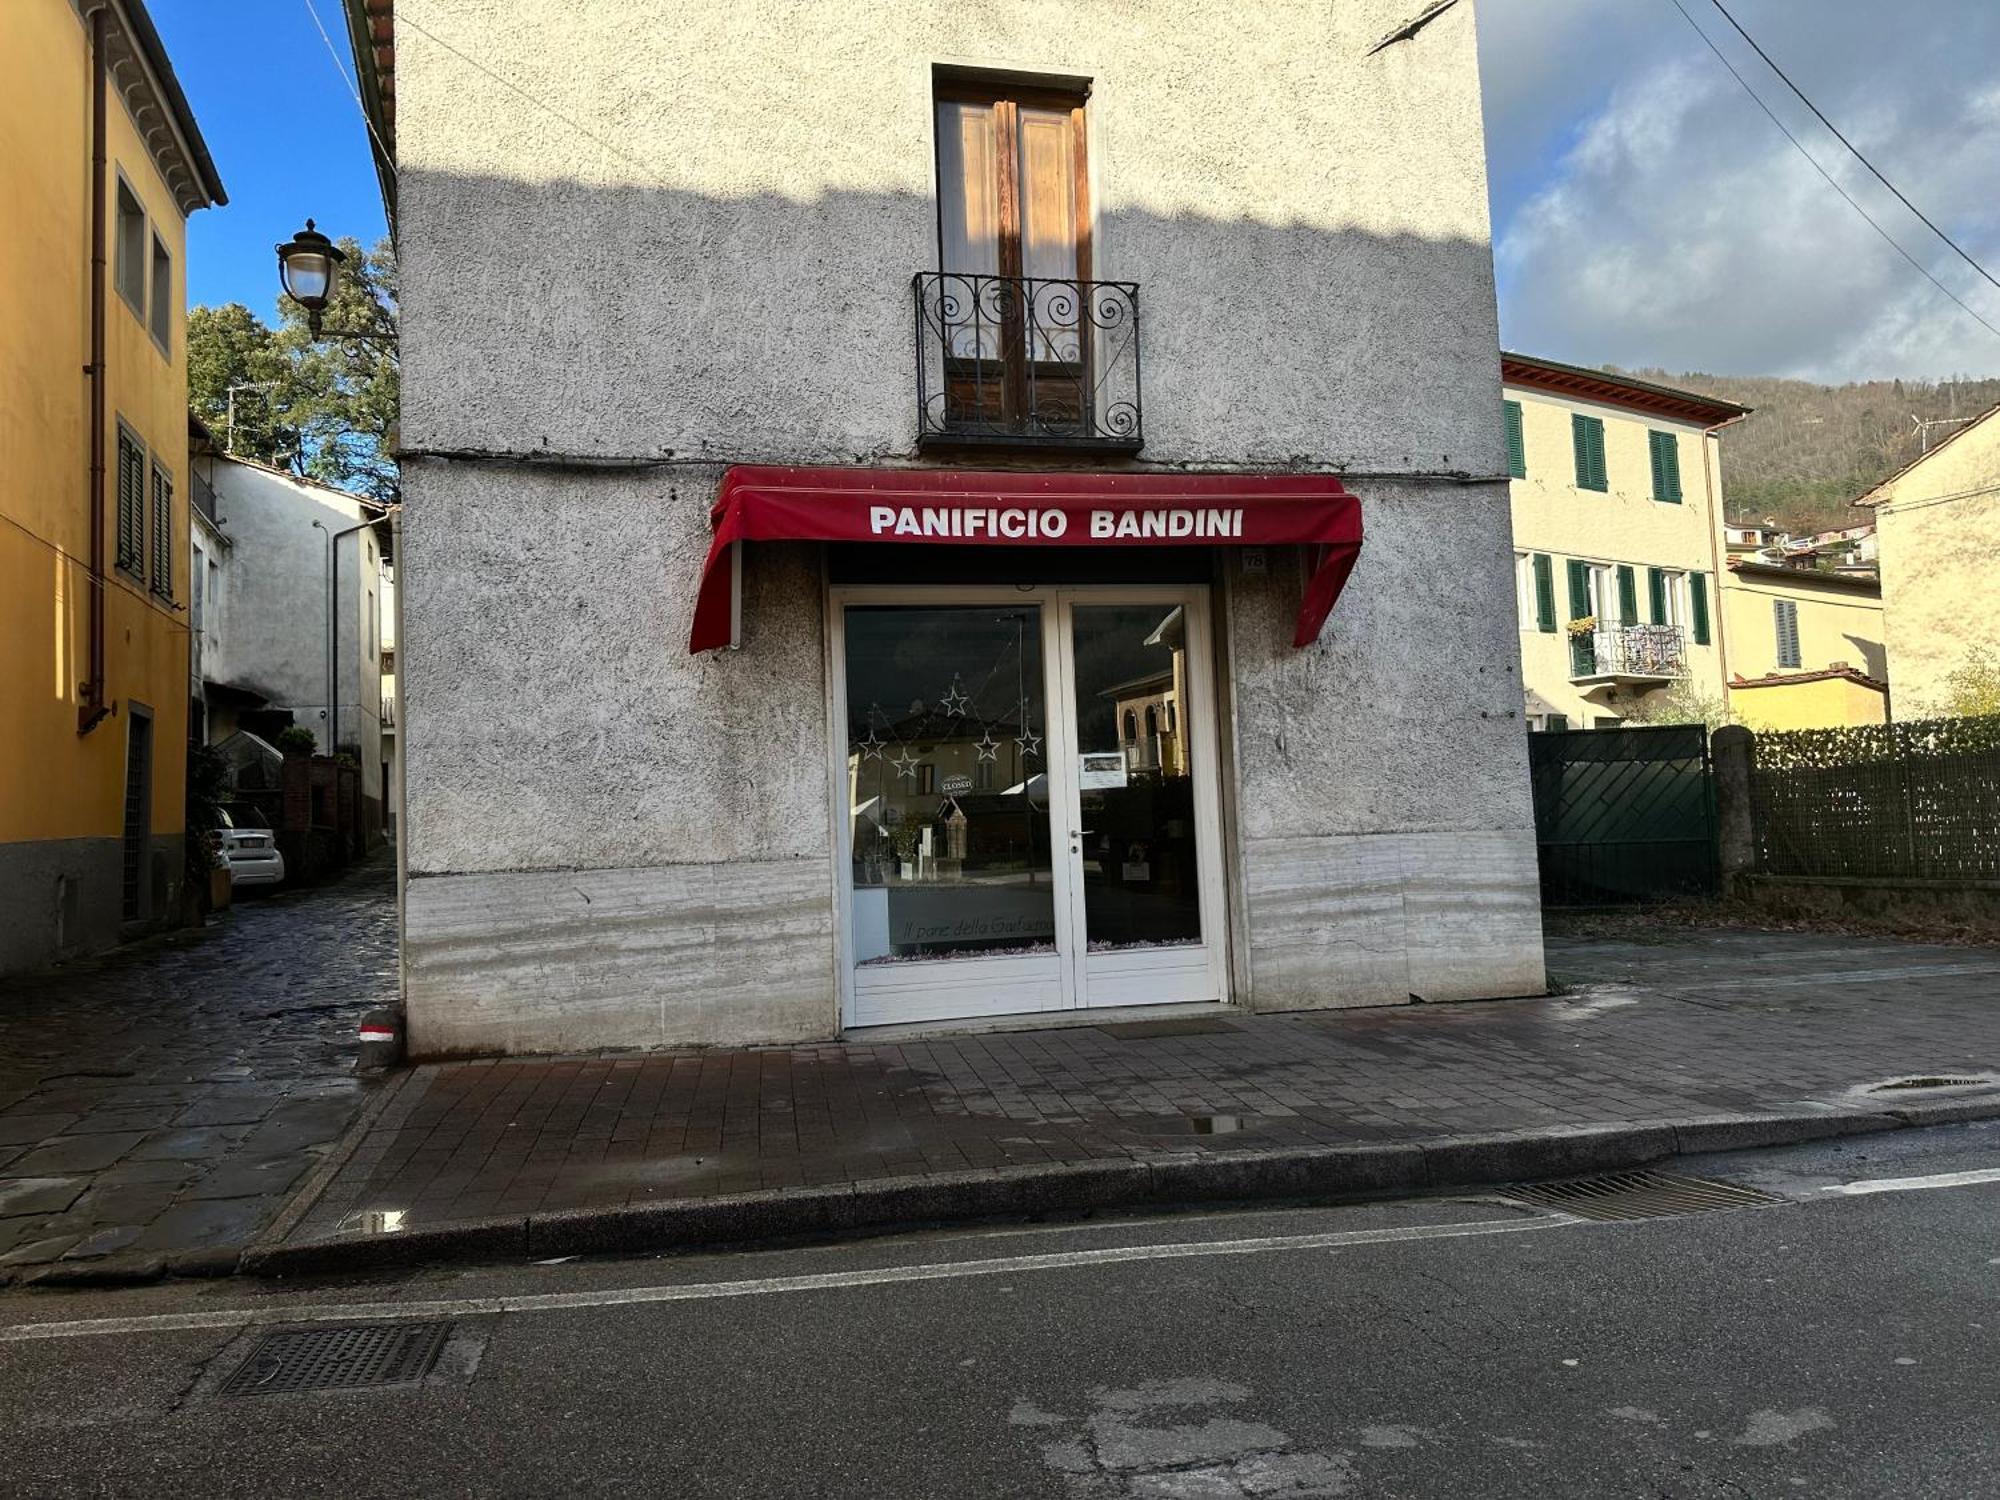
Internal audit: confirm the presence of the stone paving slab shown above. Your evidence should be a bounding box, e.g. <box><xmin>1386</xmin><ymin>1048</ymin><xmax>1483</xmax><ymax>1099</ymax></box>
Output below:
<box><xmin>284</xmin><ymin>923</ymin><xmax>2000</xmax><ymax>1250</ymax></box>
<box><xmin>0</xmin><ymin>856</ymin><xmax>396</xmax><ymax>1274</ymax></box>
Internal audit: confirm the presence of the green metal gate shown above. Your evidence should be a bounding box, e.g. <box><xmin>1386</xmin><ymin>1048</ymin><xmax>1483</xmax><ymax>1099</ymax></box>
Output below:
<box><xmin>1527</xmin><ymin>725</ymin><xmax>1718</xmax><ymax>904</ymax></box>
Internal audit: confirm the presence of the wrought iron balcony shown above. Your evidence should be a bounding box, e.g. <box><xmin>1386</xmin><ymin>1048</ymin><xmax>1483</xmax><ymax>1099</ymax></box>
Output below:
<box><xmin>914</xmin><ymin>271</ymin><xmax>1142</xmax><ymax>453</ymax></box>
<box><xmin>1569</xmin><ymin>623</ymin><xmax>1688</xmax><ymax>685</ymax></box>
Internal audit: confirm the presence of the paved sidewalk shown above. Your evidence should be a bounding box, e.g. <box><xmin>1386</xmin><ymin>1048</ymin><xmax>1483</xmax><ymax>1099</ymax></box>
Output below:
<box><xmin>0</xmin><ymin>856</ymin><xmax>396</xmax><ymax>1274</ymax></box>
<box><xmin>283</xmin><ymin>925</ymin><xmax>2000</xmax><ymax>1255</ymax></box>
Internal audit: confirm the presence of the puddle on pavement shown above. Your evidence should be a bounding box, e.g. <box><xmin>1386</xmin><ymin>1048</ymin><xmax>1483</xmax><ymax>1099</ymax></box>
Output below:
<box><xmin>334</xmin><ymin>1208</ymin><xmax>407</xmax><ymax>1236</ymax></box>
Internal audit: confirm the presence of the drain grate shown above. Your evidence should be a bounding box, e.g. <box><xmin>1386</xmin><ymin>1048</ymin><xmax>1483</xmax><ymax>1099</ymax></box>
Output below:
<box><xmin>1869</xmin><ymin>1075</ymin><xmax>1986</xmax><ymax>1092</ymax></box>
<box><xmin>1097</xmin><ymin>1018</ymin><xmax>1241</xmax><ymax>1039</ymax></box>
<box><xmin>1498</xmin><ymin>1170</ymin><xmax>1784</xmax><ymax>1222</ymax></box>
<box><xmin>223</xmin><ymin>1322</ymin><xmax>451</xmax><ymax>1396</ymax></box>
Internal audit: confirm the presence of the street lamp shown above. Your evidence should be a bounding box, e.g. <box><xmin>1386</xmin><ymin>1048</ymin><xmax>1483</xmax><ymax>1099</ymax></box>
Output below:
<box><xmin>275</xmin><ymin>220</ymin><xmax>345</xmax><ymax>338</ymax></box>
<box><xmin>276</xmin><ymin>219</ymin><xmax>397</xmax><ymax>344</ymax></box>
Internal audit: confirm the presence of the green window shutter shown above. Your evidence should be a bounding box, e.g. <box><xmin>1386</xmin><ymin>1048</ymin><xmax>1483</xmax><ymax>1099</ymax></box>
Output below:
<box><xmin>1690</xmin><ymin>572</ymin><xmax>1711</xmax><ymax>645</ymax></box>
<box><xmin>1647</xmin><ymin>567</ymin><xmax>1667</xmax><ymax>623</ymax></box>
<box><xmin>1532</xmin><ymin>553</ymin><xmax>1556</xmax><ymax>632</ymax></box>
<box><xmin>1573</xmin><ymin>414</ymin><xmax>1607</xmax><ymax>492</ymax></box>
<box><xmin>1649</xmin><ymin>430</ymin><xmax>1683</xmax><ymax>503</ymax></box>
<box><xmin>1504</xmin><ymin>400</ymin><xmax>1526</xmax><ymax>479</ymax></box>
<box><xmin>1566</xmin><ymin>559</ymin><xmax>1590</xmax><ymax>621</ymax></box>
<box><xmin>1546</xmin><ymin>714</ymin><xmax>1569</xmax><ymax>732</ymax></box>
<box><xmin>1616</xmin><ymin>565</ymin><xmax>1637</xmax><ymax>621</ymax></box>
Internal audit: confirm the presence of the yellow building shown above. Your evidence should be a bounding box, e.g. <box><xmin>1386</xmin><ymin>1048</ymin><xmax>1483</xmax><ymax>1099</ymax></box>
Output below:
<box><xmin>1719</xmin><ymin>561</ymin><xmax>1887</xmax><ymax>727</ymax></box>
<box><xmin>1503</xmin><ymin>355</ymin><xmax>1748</xmax><ymax>730</ymax></box>
<box><xmin>1854</xmin><ymin>399</ymin><xmax>2000</xmax><ymax>718</ymax></box>
<box><xmin>0</xmin><ymin>0</ymin><xmax>224</xmax><ymax>973</ymax></box>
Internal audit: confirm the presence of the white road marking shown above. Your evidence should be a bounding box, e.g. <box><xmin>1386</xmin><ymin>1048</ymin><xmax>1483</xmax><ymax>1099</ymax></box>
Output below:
<box><xmin>0</xmin><ymin>1216</ymin><xmax>1559</xmax><ymax>1344</ymax></box>
<box><xmin>1690</xmin><ymin>962</ymin><xmax>2000</xmax><ymax>990</ymax></box>
<box><xmin>1820</xmin><ymin>1166</ymin><xmax>2000</xmax><ymax>1197</ymax></box>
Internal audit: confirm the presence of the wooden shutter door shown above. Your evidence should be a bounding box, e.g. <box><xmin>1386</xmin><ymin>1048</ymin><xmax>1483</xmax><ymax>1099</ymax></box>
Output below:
<box><xmin>1532</xmin><ymin>554</ymin><xmax>1555</xmax><ymax>632</ymax></box>
<box><xmin>1505</xmin><ymin>401</ymin><xmax>1526</xmax><ymax>479</ymax></box>
<box><xmin>1616</xmin><ymin>566</ymin><xmax>1637</xmax><ymax>622</ymax></box>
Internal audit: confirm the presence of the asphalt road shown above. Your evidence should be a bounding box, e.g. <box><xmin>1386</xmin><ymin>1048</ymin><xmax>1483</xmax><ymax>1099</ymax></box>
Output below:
<box><xmin>5</xmin><ymin>1123</ymin><xmax>2000</xmax><ymax>1498</ymax></box>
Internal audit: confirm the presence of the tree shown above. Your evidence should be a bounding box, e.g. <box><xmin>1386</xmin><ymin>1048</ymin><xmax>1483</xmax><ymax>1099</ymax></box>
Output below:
<box><xmin>187</xmin><ymin>236</ymin><xmax>399</xmax><ymax>503</ymax></box>
<box><xmin>1622</xmin><ymin>683</ymin><xmax>1736</xmax><ymax>729</ymax></box>
<box><xmin>1932</xmin><ymin>649</ymin><xmax>2000</xmax><ymax>719</ymax></box>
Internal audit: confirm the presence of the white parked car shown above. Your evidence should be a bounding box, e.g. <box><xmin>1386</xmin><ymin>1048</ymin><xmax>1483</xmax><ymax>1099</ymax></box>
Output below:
<box><xmin>217</xmin><ymin>807</ymin><xmax>286</xmax><ymax>888</ymax></box>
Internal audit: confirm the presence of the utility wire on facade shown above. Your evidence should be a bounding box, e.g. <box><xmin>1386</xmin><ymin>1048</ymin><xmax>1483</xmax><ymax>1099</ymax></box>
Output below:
<box><xmin>1667</xmin><ymin>0</ymin><xmax>2000</xmax><ymax>345</ymax></box>
<box><xmin>1706</xmin><ymin>0</ymin><xmax>2000</xmax><ymax>295</ymax></box>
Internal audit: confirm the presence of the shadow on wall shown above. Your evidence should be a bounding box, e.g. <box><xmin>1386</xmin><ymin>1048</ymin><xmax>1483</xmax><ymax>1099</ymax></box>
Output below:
<box><xmin>1845</xmin><ymin>632</ymin><xmax>1889</xmax><ymax>680</ymax></box>
<box><xmin>393</xmin><ymin>172</ymin><xmax>1507</xmax><ymax>475</ymax></box>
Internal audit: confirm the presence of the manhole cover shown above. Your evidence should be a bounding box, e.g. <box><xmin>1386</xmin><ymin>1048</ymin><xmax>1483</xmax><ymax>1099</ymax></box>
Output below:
<box><xmin>1869</xmin><ymin>1076</ymin><xmax>1987</xmax><ymax>1092</ymax></box>
<box><xmin>1096</xmin><ymin>1018</ymin><xmax>1241</xmax><ymax>1039</ymax></box>
<box><xmin>1498</xmin><ymin>1170</ymin><xmax>1784</xmax><ymax>1222</ymax></box>
<box><xmin>223</xmin><ymin>1322</ymin><xmax>451</xmax><ymax>1396</ymax></box>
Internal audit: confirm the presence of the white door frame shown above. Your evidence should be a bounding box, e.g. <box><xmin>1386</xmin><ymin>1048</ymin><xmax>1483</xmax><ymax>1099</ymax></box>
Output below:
<box><xmin>826</xmin><ymin>583</ymin><xmax>1230</xmax><ymax>1030</ymax></box>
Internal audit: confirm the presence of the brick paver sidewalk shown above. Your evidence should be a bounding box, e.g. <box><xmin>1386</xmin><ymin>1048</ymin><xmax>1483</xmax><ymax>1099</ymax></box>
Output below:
<box><xmin>290</xmin><ymin>926</ymin><xmax>2000</xmax><ymax>1242</ymax></box>
<box><xmin>0</xmin><ymin>856</ymin><xmax>396</xmax><ymax>1272</ymax></box>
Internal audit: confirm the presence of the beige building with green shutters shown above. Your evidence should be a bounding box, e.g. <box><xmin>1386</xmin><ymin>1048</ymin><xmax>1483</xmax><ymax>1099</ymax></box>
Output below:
<box><xmin>1501</xmin><ymin>355</ymin><xmax>1748</xmax><ymax>730</ymax></box>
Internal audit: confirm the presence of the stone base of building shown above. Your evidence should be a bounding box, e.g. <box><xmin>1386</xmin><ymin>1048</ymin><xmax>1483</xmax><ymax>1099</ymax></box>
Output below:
<box><xmin>401</xmin><ymin>830</ymin><xmax>1547</xmax><ymax>1058</ymax></box>
<box><xmin>0</xmin><ymin>834</ymin><xmax>185</xmax><ymax>979</ymax></box>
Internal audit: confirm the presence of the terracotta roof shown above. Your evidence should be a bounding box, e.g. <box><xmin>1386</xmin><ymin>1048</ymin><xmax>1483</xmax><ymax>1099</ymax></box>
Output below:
<box><xmin>1725</xmin><ymin>558</ymin><xmax>1880</xmax><ymax>592</ymax></box>
<box><xmin>1730</xmin><ymin>665</ymin><xmax>1888</xmax><ymax>693</ymax></box>
<box><xmin>1501</xmin><ymin>353</ymin><xmax>1752</xmax><ymax>427</ymax></box>
<box><xmin>1853</xmin><ymin>397</ymin><xmax>2000</xmax><ymax>507</ymax></box>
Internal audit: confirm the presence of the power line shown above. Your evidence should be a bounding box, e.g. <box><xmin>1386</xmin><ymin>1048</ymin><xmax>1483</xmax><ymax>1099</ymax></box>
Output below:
<box><xmin>299</xmin><ymin>0</ymin><xmax>394</xmax><ymax>169</ymax></box>
<box><xmin>1707</xmin><ymin>0</ymin><xmax>2000</xmax><ymax>294</ymax></box>
<box><xmin>1667</xmin><ymin>0</ymin><xmax>2000</xmax><ymax>344</ymax></box>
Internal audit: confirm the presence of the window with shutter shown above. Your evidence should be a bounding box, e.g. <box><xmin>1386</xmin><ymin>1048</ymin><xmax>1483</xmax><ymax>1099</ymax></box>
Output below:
<box><xmin>1615</xmin><ymin>565</ymin><xmax>1637</xmax><ymax>623</ymax></box>
<box><xmin>1647</xmin><ymin>430</ymin><xmax>1683</xmax><ymax>502</ymax></box>
<box><xmin>116</xmin><ymin>427</ymin><xmax>145</xmax><ymax>578</ymax></box>
<box><xmin>1774</xmin><ymin>599</ymin><xmax>1801</xmax><ymax>668</ymax></box>
<box><xmin>1690</xmin><ymin>572</ymin><xmax>1711</xmax><ymax>645</ymax></box>
<box><xmin>1504</xmin><ymin>400</ymin><xmax>1526</xmax><ymax>479</ymax></box>
<box><xmin>1532</xmin><ymin>553</ymin><xmax>1556</xmax><ymax>632</ymax></box>
<box><xmin>1565</xmin><ymin>559</ymin><xmax>1590</xmax><ymax>620</ymax></box>
<box><xmin>150</xmin><ymin>465</ymin><xmax>173</xmax><ymax>598</ymax></box>
<box><xmin>1572</xmin><ymin>414</ymin><xmax>1607</xmax><ymax>492</ymax></box>
<box><xmin>1546</xmin><ymin>714</ymin><xmax>1570</xmax><ymax>732</ymax></box>
<box><xmin>1647</xmin><ymin>567</ymin><xmax>1667</xmax><ymax>623</ymax></box>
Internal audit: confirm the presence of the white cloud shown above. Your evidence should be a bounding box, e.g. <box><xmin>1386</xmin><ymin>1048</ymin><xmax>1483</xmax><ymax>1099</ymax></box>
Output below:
<box><xmin>1478</xmin><ymin>0</ymin><xmax>2000</xmax><ymax>380</ymax></box>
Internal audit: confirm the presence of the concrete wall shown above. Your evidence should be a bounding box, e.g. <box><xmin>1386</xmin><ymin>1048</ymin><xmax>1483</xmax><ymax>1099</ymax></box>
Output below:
<box><xmin>394</xmin><ymin>0</ymin><xmax>1543</xmax><ymax>1053</ymax></box>
<box><xmin>1866</xmin><ymin>408</ymin><xmax>2000</xmax><ymax>717</ymax></box>
<box><xmin>207</xmin><ymin>459</ymin><xmax>385</xmax><ymax>803</ymax></box>
<box><xmin>1505</xmin><ymin>390</ymin><xmax>1727</xmax><ymax>727</ymax></box>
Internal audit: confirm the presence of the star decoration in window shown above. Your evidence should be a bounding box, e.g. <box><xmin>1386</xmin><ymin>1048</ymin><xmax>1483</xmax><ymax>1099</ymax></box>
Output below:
<box><xmin>855</xmin><ymin>728</ymin><xmax>885</xmax><ymax>760</ymax></box>
<box><xmin>974</xmin><ymin>729</ymin><xmax>1000</xmax><ymax>762</ymax></box>
<box><xmin>890</xmin><ymin>748</ymin><xmax>920</xmax><ymax>781</ymax></box>
<box><xmin>939</xmin><ymin>681</ymin><xmax>969</xmax><ymax>717</ymax></box>
<box><xmin>1014</xmin><ymin>728</ymin><xmax>1042</xmax><ymax>759</ymax></box>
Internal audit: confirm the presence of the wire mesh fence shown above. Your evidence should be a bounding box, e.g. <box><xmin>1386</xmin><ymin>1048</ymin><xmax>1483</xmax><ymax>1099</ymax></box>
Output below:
<box><xmin>1749</xmin><ymin>713</ymin><xmax>2000</xmax><ymax>880</ymax></box>
<box><xmin>1528</xmin><ymin>725</ymin><xmax>1718</xmax><ymax>904</ymax></box>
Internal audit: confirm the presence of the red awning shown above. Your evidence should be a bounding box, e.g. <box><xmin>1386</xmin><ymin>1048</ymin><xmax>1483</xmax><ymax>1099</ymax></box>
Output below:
<box><xmin>690</xmin><ymin>466</ymin><xmax>1363</xmax><ymax>653</ymax></box>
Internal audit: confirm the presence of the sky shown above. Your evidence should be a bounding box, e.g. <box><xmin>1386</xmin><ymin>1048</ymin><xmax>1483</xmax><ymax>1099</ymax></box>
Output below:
<box><xmin>153</xmin><ymin>0</ymin><xmax>2000</xmax><ymax>384</ymax></box>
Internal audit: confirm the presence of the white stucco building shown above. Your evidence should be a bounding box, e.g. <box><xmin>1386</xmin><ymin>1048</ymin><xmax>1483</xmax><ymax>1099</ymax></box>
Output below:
<box><xmin>188</xmin><ymin>426</ymin><xmax>393</xmax><ymax>832</ymax></box>
<box><xmin>347</xmin><ymin>0</ymin><xmax>1546</xmax><ymax>1056</ymax></box>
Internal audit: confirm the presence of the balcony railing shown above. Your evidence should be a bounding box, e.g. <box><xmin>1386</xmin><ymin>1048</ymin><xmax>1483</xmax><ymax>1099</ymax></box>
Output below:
<box><xmin>1570</xmin><ymin>623</ymin><xmax>1688</xmax><ymax>682</ymax></box>
<box><xmin>914</xmin><ymin>271</ymin><xmax>1142</xmax><ymax>452</ymax></box>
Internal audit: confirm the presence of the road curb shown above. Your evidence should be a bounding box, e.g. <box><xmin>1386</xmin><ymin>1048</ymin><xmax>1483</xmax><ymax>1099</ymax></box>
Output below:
<box><xmin>232</xmin><ymin>1100</ymin><xmax>2000</xmax><ymax>1282</ymax></box>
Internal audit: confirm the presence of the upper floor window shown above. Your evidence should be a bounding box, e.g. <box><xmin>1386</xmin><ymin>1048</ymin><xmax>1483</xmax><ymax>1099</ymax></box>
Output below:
<box><xmin>1648</xmin><ymin>430</ymin><xmax>1683</xmax><ymax>503</ymax></box>
<box><xmin>1504</xmin><ymin>400</ymin><xmax>1526</xmax><ymax>479</ymax></box>
<box><xmin>918</xmin><ymin>77</ymin><xmax>1140</xmax><ymax>452</ymax></box>
<box><xmin>116</xmin><ymin>425</ymin><xmax>146</xmax><ymax>578</ymax></box>
<box><xmin>149</xmin><ymin>463</ymin><xmax>174</xmax><ymax>599</ymax></box>
<box><xmin>115</xmin><ymin>179</ymin><xmax>147</xmax><ymax>317</ymax></box>
<box><xmin>149</xmin><ymin>233</ymin><xmax>173</xmax><ymax>352</ymax></box>
<box><xmin>936</xmin><ymin>81</ymin><xmax>1089</xmax><ymax>286</ymax></box>
<box><xmin>1571</xmin><ymin>413</ymin><xmax>1608</xmax><ymax>492</ymax></box>
<box><xmin>1774</xmin><ymin>598</ymin><xmax>1801</xmax><ymax>668</ymax></box>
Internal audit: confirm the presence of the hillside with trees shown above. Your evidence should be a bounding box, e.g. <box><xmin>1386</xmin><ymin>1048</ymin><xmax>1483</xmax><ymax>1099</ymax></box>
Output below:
<box><xmin>1611</xmin><ymin>368</ymin><xmax>2000</xmax><ymax>534</ymax></box>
